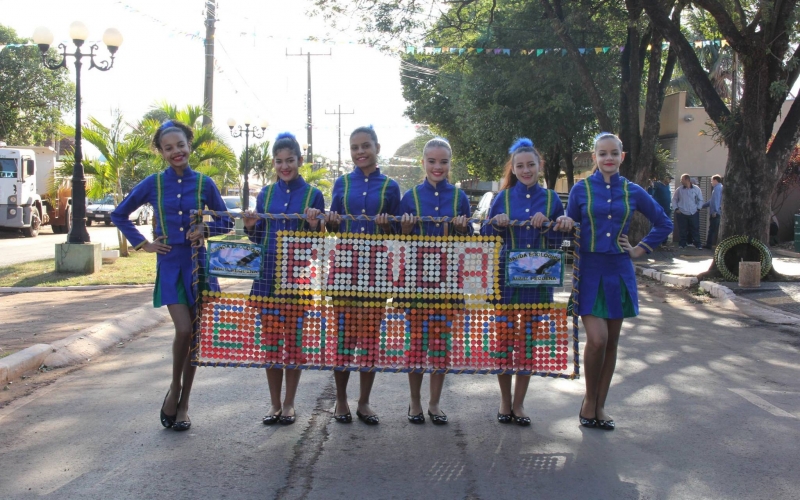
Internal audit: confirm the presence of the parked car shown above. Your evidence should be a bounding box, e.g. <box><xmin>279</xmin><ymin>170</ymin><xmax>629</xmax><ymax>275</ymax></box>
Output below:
<box><xmin>222</xmin><ymin>195</ymin><xmax>258</xmax><ymax>216</ymax></box>
<box><xmin>471</xmin><ymin>191</ymin><xmax>495</xmax><ymax>235</ymax></box>
<box><xmin>85</xmin><ymin>195</ymin><xmax>152</xmax><ymax>226</ymax></box>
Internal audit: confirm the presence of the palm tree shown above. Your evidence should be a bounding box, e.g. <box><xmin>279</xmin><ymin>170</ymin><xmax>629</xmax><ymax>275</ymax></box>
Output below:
<box><xmin>299</xmin><ymin>163</ymin><xmax>332</xmax><ymax>201</ymax></box>
<box><xmin>61</xmin><ymin>112</ymin><xmax>153</xmax><ymax>256</ymax></box>
<box><xmin>133</xmin><ymin>102</ymin><xmax>238</xmax><ymax>189</ymax></box>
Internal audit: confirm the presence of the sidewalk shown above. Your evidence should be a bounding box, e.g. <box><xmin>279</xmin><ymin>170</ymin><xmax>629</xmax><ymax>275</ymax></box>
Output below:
<box><xmin>639</xmin><ymin>244</ymin><xmax>800</xmax><ymax>317</ymax></box>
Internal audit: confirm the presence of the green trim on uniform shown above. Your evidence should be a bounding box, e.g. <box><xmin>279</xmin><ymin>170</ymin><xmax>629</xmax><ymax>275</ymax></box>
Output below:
<box><xmin>156</xmin><ymin>173</ymin><xmax>168</xmax><ymax>244</ymax></box>
<box><xmin>585</xmin><ymin>181</ymin><xmax>596</xmax><ymax>252</ymax></box>
<box><xmin>412</xmin><ymin>185</ymin><xmax>424</xmax><ymax>236</ymax></box>
<box><xmin>503</xmin><ymin>189</ymin><xmax>515</xmax><ymax>249</ymax></box>
<box><xmin>153</xmin><ymin>269</ymin><xmax>189</xmax><ymax>308</ymax></box>
<box><xmin>260</xmin><ymin>184</ymin><xmax>277</xmax><ymax>246</ymax></box>
<box><xmin>615</xmin><ymin>179</ymin><xmax>631</xmax><ymax>252</ymax></box>
<box><xmin>590</xmin><ymin>276</ymin><xmax>636</xmax><ymax>319</ymax></box>
<box><xmin>343</xmin><ymin>174</ymin><xmax>352</xmax><ymax>233</ymax></box>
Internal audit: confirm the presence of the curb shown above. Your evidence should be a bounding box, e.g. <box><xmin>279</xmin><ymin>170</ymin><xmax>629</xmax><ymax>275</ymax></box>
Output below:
<box><xmin>1</xmin><ymin>305</ymin><xmax>170</xmax><ymax>386</ymax></box>
<box><xmin>0</xmin><ymin>285</ymin><xmax>152</xmax><ymax>294</ymax></box>
<box><xmin>635</xmin><ymin>265</ymin><xmax>800</xmax><ymax>325</ymax></box>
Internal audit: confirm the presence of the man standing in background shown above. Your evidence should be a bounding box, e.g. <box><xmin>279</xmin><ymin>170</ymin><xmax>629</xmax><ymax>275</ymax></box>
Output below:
<box><xmin>672</xmin><ymin>174</ymin><xmax>704</xmax><ymax>249</ymax></box>
<box><xmin>651</xmin><ymin>175</ymin><xmax>673</xmax><ymax>246</ymax></box>
<box><xmin>702</xmin><ymin>174</ymin><xmax>723</xmax><ymax>248</ymax></box>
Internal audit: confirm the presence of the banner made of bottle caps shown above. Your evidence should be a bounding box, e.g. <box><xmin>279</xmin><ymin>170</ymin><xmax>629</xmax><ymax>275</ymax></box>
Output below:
<box><xmin>192</xmin><ymin>218</ymin><xmax>579</xmax><ymax>379</ymax></box>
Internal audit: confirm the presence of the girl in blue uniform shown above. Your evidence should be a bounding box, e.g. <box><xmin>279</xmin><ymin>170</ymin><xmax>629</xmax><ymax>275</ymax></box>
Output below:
<box><xmin>567</xmin><ymin>133</ymin><xmax>672</xmax><ymax>430</ymax></box>
<box><xmin>482</xmin><ymin>138</ymin><xmax>574</xmax><ymax>426</ymax></box>
<box><xmin>398</xmin><ymin>137</ymin><xmax>471</xmax><ymax>425</ymax></box>
<box><xmin>243</xmin><ymin>132</ymin><xmax>325</xmax><ymax>426</ymax></box>
<box><xmin>112</xmin><ymin>120</ymin><xmax>232</xmax><ymax>431</ymax></box>
<box><xmin>324</xmin><ymin>126</ymin><xmax>401</xmax><ymax>425</ymax></box>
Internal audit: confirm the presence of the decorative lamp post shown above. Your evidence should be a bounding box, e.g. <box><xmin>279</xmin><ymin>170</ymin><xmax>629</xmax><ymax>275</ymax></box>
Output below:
<box><xmin>302</xmin><ymin>143</ymin><xmax>310</xmax><ymax>164</ymax></box>
<box><xmin>228</xmin><ymin>117</ymin><xmax>267</xmax><ymax>211</ymax></box>
<box><xmin>33</xmin><ymin>22</ymin><xmax>122</xmax><ymax>244</ymax></box>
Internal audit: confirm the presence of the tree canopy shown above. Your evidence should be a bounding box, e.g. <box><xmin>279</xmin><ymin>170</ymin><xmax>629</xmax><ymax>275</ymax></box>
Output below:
<box><xmin>0</xmin><ymin>24</ymin><xmax>74</xmax><ymax>145</ymax></box>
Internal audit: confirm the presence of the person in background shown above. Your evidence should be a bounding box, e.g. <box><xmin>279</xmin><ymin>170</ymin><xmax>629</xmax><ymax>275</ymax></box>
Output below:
<box><xmin>672</xmin><ymin>174</ymin><xmax>704</xmax><ymax>249</ymax></box>
<box><xmin>702</xmin><ymin>175</ymin><xmax>723</xmax><ymax>249</ymax></box>
<box><xmin>651</xmin><ymin>175</ymin><xmax>673</xmax><ymax>246</ymax></box>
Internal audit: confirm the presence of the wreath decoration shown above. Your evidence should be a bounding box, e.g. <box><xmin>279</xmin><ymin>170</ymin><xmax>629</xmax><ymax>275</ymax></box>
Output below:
<box><xmin>713</xmin><ymin>235</ymin><xmax>772</xmax><ymax>282</ymax></box>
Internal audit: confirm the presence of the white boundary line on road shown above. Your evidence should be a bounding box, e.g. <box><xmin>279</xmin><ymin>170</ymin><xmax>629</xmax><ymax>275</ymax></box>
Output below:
<box><xmin>729</xmin><ymin>388</ymin><xmax>797</xmax><ymax>419</ymax></box>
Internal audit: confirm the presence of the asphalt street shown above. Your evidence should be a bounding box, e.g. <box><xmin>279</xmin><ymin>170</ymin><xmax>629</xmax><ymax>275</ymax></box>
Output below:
<box><xmin>0</xmin><ymin>225</ymin><xmax>152</xmax><ymax>266</ymax></box>
<box><xmin>0</xmin><ymin>286</ymin><xmax>798</xmax><ymax>499</ymax></box>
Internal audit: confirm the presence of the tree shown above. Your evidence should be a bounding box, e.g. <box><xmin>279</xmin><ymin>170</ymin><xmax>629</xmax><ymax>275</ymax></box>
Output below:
<box><xmin>0</xmin><ymin>25</ymin><xmax>74</xmax><ymax>145</ymax></box>
<box><xmin>641</xmin><ymin>0</ymin><xmax>800</xmax><ymax>277</ymax></box>
<box><xmin>397</xmin><ymin>2</ymin><xmax>602</xmax><ymax>188</ymax></box>
<box><xmin>132</xmin><ymin>103</ymin><xmax>238</xmax><ymax>192</ymax></box>
<box><xmin>61</xmin><ymin>112</ymin><xmax>154</xmax><ymax>256</ymax></box>
<box><xmin>299</xmin><ymin>163</ymin><xmax>332</xmax><ymax>200</ymax></box>
<box><xmin>247</xmin><ymin>141</ymin><xmax>273</xmax><ymax>185</ymax></box>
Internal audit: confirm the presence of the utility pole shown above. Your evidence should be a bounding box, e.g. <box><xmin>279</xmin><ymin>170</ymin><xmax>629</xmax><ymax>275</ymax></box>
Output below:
<box><xmin>286</xmin><ymin>49</ymin><xmax>331</xmax><ymax>163</ymax></box>
<box><xmin>202</xmin><ymin>1</ymin><xmax>218</xmax><ymax>127</ymax></box>
<box><xmin>325</xmin><ymin>105</ymin><xmax>354</xmax><ymax>179</ymax></box>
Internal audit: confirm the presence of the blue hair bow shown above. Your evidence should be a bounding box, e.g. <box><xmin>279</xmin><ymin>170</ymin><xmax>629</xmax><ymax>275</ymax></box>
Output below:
<box><xmin>508</xmin><ymin>137</ymin><xmax>534</xmax><ymax>154</ymax></box>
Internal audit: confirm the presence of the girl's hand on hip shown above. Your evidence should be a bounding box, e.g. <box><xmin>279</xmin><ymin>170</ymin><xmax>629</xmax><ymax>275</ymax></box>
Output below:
<box><xmin>143</xmin><ymin>236</ymin><xmax>171</xmax><ymax>254</ymax></box>
<box><xmin>618</xmin><ymin>234</ymin><xmax>646</xmax><ymax>258</ymax></box>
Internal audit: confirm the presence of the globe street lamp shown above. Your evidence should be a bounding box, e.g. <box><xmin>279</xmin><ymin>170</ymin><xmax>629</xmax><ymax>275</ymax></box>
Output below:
<box><xmin>228</xmin><ymin>117</ymin><xmax>267</xmax><ymax>211</ymax></box>
<box><xmin>33</xmin><ymin>22</ymin><xmax>122</xmax><ymax>244</ymax></box>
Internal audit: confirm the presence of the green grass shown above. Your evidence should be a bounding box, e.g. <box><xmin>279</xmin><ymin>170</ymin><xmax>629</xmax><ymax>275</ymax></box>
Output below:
<box><xmin>0</xmin><ymin>350</ymin><xmax>14</xmax><ymax>359</ymax></box>
<box><xmin>0</xmin><ymin>251</ymin><xmax>157</xmax><ymax>287</ymax></box>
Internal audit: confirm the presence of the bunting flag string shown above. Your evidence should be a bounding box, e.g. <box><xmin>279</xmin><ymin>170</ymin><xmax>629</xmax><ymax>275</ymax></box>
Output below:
<box><xmin>405</xmin><ymin>39</ymin><xmax>730</xmax><ymax>57</ymax></box>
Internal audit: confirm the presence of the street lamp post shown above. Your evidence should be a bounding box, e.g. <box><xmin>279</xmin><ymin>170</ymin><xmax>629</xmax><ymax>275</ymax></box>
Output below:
<box><xmin>33</xmin><ymin>22</ymin><xmax>122</xmax><ymax>244</ymax></box>
<box><xmin>228</xmin><ymin>117</ymin><xmax>267</xmax><ymax>211</ymax></box>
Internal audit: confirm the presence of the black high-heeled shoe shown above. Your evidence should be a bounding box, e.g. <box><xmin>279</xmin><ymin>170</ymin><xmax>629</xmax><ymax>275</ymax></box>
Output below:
<box><xmin>356</xmin><ymin>409</ymin><xmax>380</xmax><ymax>425</ymax></box>
<box><xmin>511</xmin><ymin>411</ymin><xmax>531</xmax><ymax>426</ymax></box>
<box><xmin>596</xmin><ymin>417</ymin><xmax>615</xmax><ymax>431</ymax></box>
<box><xmin>428</xmin><ymin>410</ymin><xmax>448</xmax><ymax>425</ymax></box>
<box><xmin>497</xmin><ymin>412</ymin><xmax>513</xmax><ymax>424</ymax></box>
<box><xmin>333</xmin><ymin>403</ymin><xmax>352</xmax><ymax>424</ymax></box>
<box><xmin>160</xmin><ymin>389</ymin><xmax>176</xmax><ymax>428</ymax></box>
<box><xmin>408</xmin><ymin>406</ymin><xmax>425</xmax><ymax>424</ymax></box>
<box><xmin>262</xmin><ymin>410</ymin><xmax>282</xmax><ymax>425</ymax></box>
<box><xmin>579</xmin><ymin>398</ymin><xmax>597</xmax><ymax>428</ymax></box>
<box><xmin>173</xmin><ymin>416</ymin><xmax>191</xmax><ymax>432</ymax></box>
<box><xmin>279</xmin><ymin>410</ymin><xmax>296</xmax><ymax>425</ymax></box>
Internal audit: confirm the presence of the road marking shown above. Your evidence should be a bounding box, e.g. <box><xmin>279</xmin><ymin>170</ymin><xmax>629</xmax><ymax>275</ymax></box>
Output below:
<box><xmin>729</xmin><ymin>388</ymin><xmax>797</xmax><ymax>419</ymax></box>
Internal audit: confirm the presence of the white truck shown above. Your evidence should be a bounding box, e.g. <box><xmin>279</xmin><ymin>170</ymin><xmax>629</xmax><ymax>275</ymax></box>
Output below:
<box><xmin>0</xmin><ymin>145</ymin><xmax>72</xmax><ymax>237</ymax></box>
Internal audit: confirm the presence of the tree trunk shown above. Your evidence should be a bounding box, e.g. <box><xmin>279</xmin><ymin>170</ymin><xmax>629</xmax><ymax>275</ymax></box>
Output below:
<box><xmin>544</xmin><ymin>146</ymin><xmax>561</xmax><ymax>189</ymax></box>
<box><xmin>118</xmin><ymin>230</ymin><xmax>129</xmax><ymax>257</ymax></box>
<box><xmin>564</xmin><ymin>136</ymin><xmax>575</xmax><ymax>190</ymax></box>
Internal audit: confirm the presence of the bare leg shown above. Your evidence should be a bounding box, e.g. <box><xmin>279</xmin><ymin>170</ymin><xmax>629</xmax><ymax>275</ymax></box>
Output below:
<box><xmin>497</xmin><ymin>374</ymin><xmax>512</xmax><ymax>414</ymax></box>
<box><xmin>408</xmin><ymin>372</ymin><xmax>424</xmax><ymax>415</ymax></box>
<box><xmin>265</xmin><ymin>368</ymin><xmax>283</xmax><ymax>416</ymax></box>
<box><xmin>580</xmin><ymin>315</ymin><xmax>609</xmax><ymax>419</ymax></box>
<box><xmin>333</xmin><ymin>370</ymin><xmax>350</xmax><ymax>416</ymax></box>
<box><xmin>511</xmin><ymin>374</ymin><xmax>531</xmax><ymax>419</ymax></box>
<box><xmin>282</xmin><ymin>369</ymin><xmax>302</xmax><ymax>417</ymax></box>
<box><xmin>165</xmin><ymin>305</ymin><xmax>194</xmax><ymax>421</ymax></box>
<box><xmin>357</xmin><ymin>371</ymin><xmax>377</xmax><ymax>416</ymax></box>
<box><xmin>428</xmin><ymin>373</ymin><xmax>445</xmax><ymax>415</ymax></box>
<box><xmin>595</xmin><ymin>319</ymin><xmax>623</xmax><ymax>421</ymax></box>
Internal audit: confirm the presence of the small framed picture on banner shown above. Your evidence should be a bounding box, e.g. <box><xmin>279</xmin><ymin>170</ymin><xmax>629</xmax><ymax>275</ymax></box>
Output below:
<box><xmin>208</xmin><ymin>241</ymin><xmax>262</xmax><ymax>279</ymax></box>
<box><xmin>505</xmin><ymin>249</ymin><xmax>564</xmax><ymax>287</ymax></box>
